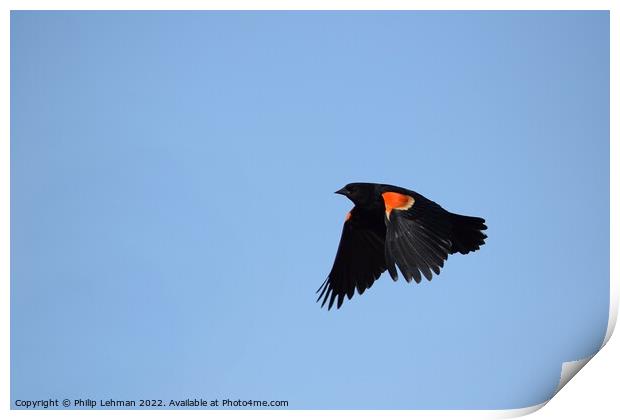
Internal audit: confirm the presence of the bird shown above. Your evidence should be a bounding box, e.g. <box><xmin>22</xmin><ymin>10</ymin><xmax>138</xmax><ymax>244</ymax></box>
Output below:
<box><xmin>317</xmin><ymin>182</ymin><xmax>487</xmax><ymax>310</ymax></box>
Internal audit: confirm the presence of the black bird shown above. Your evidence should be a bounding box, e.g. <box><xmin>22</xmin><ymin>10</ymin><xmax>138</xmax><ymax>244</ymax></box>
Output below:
<box><xmin>317</xmin><ymin>182</ymin><xmax>487</xmax><ymax>310</ymax></box>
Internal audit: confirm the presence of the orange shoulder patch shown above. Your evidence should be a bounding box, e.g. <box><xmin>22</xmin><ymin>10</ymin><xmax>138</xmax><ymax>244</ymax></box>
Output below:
<box><xmin>345</xmin><ymin>211</ymin><xmax>352</xmax><ymax>221</ymax></box>
<box><xmin>382</xmin><ymin>192</ymin><xmax>415</xmax><ymax>219</ymax></box>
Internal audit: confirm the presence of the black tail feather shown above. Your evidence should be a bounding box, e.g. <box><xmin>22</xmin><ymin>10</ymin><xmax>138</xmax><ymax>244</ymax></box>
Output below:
<box><xmin>449</xmin><ymin>214</ymin><xmax>487</xmax><ymax>255</ymax></box>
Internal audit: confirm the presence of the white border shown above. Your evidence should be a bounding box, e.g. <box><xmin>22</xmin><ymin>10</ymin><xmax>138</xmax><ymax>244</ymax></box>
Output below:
<box><xmin>2</xmin><ymin>1</ymin><xmax>616</xmax><ymax>419</ymax></box>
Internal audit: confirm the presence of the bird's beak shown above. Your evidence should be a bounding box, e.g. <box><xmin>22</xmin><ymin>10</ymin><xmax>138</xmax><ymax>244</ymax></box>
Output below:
<box><xmin>335</xmin><ymin>187</ymin><xmax>349</xmax><ymax>196</ymax></box>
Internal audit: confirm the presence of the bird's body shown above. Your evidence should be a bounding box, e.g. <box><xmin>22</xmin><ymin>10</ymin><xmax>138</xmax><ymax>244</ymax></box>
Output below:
<box><xmin>318</xmin><ymin>182</ymin><xmax>487</xmax><ymax>309</ymax></box>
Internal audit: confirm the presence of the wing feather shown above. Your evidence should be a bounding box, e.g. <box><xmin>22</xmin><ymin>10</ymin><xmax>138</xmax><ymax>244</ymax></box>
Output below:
<box><xmin>382</xmin><ymin>189</ymin><xmax>485</xmax><ymax>283</ymax></box>
<box><xmin>317</xmin><ymin>208</ymin><xmax>387</xmax><ymax>310</ymax></box>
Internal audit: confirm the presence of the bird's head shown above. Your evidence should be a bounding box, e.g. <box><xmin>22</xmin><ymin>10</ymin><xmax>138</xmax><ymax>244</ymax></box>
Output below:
<box><xmin>335</xmin><ymin>183</ymin><xmax>376</xmax><ymax>206</ymax></box>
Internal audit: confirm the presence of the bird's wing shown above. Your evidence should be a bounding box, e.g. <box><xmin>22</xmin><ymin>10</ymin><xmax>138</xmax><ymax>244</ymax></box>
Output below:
<box><xmin>317</xmin><ymin>209</ymin><xmax>387</xmax><ymax>310</ymax></box>
<box><xmin>382</xmin><ymin>190</ymin><xmax>453</xmax><ymax>283</ymax></box>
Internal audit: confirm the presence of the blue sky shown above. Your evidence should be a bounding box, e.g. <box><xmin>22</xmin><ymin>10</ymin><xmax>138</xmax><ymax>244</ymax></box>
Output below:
<box><xmin>11</xmin><ymin>11</ymin><xmax>609</xmax><ymax>409</ymax></box>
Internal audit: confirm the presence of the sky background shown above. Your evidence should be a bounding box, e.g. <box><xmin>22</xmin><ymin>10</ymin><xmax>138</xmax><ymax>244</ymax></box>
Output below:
<box><xmin>11</xmin><ymin>11</ymin><xmax>609</xmax><ymax>409</ymax></box>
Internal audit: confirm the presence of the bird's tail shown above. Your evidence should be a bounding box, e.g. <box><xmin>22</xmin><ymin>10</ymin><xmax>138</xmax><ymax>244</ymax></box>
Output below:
<box><xmin>449</xmin><ymin>213</ymin><xmax>487</xmax><ymax>255</ymax></box>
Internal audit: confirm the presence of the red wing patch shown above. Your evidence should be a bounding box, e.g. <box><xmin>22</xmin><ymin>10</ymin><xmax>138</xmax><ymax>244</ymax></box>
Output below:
<box><xmin>345</xmin><ymin>211</ymin><xmax>352</xmax><ymax>221</ymax></box>
<box><xmin>382</xmin><ymin>192</ymin><xmax>415</xmax><ymax>219</ymax></box>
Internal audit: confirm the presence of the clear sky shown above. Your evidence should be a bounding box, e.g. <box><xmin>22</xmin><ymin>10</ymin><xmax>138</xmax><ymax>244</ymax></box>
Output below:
<box><xmin>11</xmin><ymin>11</ymin><xmax>609</xmax><ymax>409</ymax></box>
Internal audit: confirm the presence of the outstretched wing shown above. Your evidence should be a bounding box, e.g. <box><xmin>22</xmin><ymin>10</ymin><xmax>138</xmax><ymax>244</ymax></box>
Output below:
<box><xmin>317</xmin><ymin>208</ymin><xmax>387</xmax><ymax>310</ymax></box>
<box><xmin>382</xmin><ymin>190</ymin><xmax>485</xmax><ymax>283</ymax></box>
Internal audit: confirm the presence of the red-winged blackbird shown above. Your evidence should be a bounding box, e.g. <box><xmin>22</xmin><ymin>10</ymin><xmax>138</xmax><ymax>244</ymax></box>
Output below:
<box><xmin>317</xmin><ymin>183</ymin><xmax>487</xmax><ymax>310</ymax></box>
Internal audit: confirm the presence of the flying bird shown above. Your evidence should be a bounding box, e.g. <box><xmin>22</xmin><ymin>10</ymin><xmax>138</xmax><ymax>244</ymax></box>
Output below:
<box><xmin>317</xmin><ymin>183</ymin><xmax>487</xmax><ymax>310</ymax></box>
